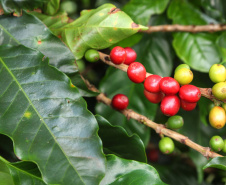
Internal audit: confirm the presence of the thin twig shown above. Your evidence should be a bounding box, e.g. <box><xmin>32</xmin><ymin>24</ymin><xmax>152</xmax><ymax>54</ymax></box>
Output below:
<box><xmin>82</xmin><ymin>77</ymin><xmax>222</xmax><ymax>158</ymax></box>
<box><xmin>139</xmin><ymin>24</ymin><xmax>226</xmax><ymax>33</ymax></box>
<box><xmin>98</xmin><ymin>52</ymin><xmax>226</xmax><ymax>103</ymax></box>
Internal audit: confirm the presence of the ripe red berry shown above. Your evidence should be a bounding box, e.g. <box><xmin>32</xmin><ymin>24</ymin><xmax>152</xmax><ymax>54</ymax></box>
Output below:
<box><xmin>111</xmin><ymin>94</ymin><xmax>129</xmax><ymax>110</ymax></box>
<box><xmin>147</xmin><ymin>149</ymin><xmax>159</xmax><ymax>162</ymax></box>
<box><xmin>124</xmin><ymin>47</ymin><xmax>137</xmax><ymax>65</ymax></box>
<box><xmin>144</xmin><ymin>89</ymin><xmax>164</xmax><ymax>104</ymax></box>
<box><xmin>144</xmin><ymin>75</ymin><xmax>162</xmax><ymax>93</ymax></box>
<box><xmin>179</xmin><ymin>85</ymin><xmax>201</xmax><ymax>103</ymax></box>
<box><xmin>110</xmin><ymin>46</ymin><xmax>126</xmax><ymax>65</ymax></box>
<box><xmin>159</xmin><ymin>77</ymin><xmax>180</xmax><ymax>95</ymax></box>
<box><xmin>160</xmin><ymin>95</ymin><xmax>180</xmax><ymax>116</ymax></box>
<box><xmin>127</xmin><ymin>62</ymin><xmax>146</xmax><ymax>83</ymax></box>
<box><xmin>181</xmin><ymin>99</ymin><xmax>197</xmax><ymax>111</ymax></box>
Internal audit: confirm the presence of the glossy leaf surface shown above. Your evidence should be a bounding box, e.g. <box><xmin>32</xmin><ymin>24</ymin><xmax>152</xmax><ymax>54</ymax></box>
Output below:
<box><xmin>100</xmin><ymin>155</ymin><xmax>166</xmax><ymax>185</ymax></box>
<box><xmin>0</xmin><ymin>45</ymin><xmax>105</xmax><ymax>185</ymax></box>
<box><xmin>203</xmin><ymin>157</ymin><xmax>226</xmax><ymax>171</ymax></box>
<box><xmin>96</xmin><ymin>115</ymin><xmax>146</xmax><ymax>163</ymax></box>
<box><xmin>96</xmin><ymin>67</ymin><xmax>158</xmax><ymax>146</ymax></box>
<box><xmin>53</xmin><ymin>3</ymin><xmax>147</xmax><ymax>59</ymax></box>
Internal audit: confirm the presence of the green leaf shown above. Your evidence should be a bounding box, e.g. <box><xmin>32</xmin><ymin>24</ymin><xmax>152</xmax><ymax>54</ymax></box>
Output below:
<box><xmin>0</xmin><ymin>45</ymin><xmax>105</xmax><ymax>185</ymax></box>
<box><xmin>100</xmin><ymin>155</ymin><xmax>166</xmax><ymax>185</ymax></box>
<box><xmin>43</xmin><ymin>0</ymin><xmax>60</xmax><ymax>16</ymax></box>
<box><xmin>217</xmin><ymin>32</ymin><xmax>226</xmax><ymax>64</ymax></box>
<box><xmin>203</xmin><ymin>157</ymin><xmax>226</xmax><ymax>171</ymax></box>
<box><xmin>133</xmin><ymin>33</ymin><xmax>174</xmax><ymax>77</ymax></box>
<box><xmin>168</xmin><ymin>0</ymin><xmax>223</xmax><ymax>72</ymax></box>
<box><xmin>96</xmin><ymin>115</ymin><xmax>147</xmax><ymax>163</ymax></box>
<box><xmin>0</xmin><ymin>158</ymin><xmax>14</xmax><ymax>185</ymax></box>
<box><xmin>53</xmin><ymin>3</ymin><xmax>147</xmax><ymax>59</ymax></box>
<box><xmin>0</xmin><ymin>156</ymin><xmax>46</xmax><ymax>185</ymax></box>
<box><xmin>198</xmin><ymin>97</ymin><xmax>212</xmax><ymax>126</ymax></box>
<box><xmin>96</xmin><ymin>67</ymin><xmax>158</xmax><ymax>146</ymax></box>
<box><xmin>0</xmin><ymin>0</ymin><xmax>49</xmax><ymax>14</ymax></box>
<box><xmin>123</xmin><ymin>0</ymin><xmax>170</xmax><ymax>25</ymax></box>
<box><xmin>0</xmin><ymin>12</ymin><xmax>96</xmax><ymax>96</ymax></box>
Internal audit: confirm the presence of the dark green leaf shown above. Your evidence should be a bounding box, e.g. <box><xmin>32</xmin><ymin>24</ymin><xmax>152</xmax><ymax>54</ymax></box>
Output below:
<box><xmin>0</xmin><ymin>11</ymin><xmax>96</xmax><ymax>96</ymax></box>
<box><xmin>0</xmin><ymin>157</ymin><xmax>14</xmax><ymax>185</ymax></box>
<box><xmin>96</xmin><ymin>115</ymin><xmax>147</xmax><ymax>163</ymax></box>
<box><xmin>123</xmin><ymin>0</ymin><xmax>170</xmax><ymax>25</ymax></box>
<box><xmin>96</xmin><ymin>67</ymin><xmax>158</xmax><ymax>146</ymax></box>
<box><xmin>198</xmin><ymin>97</ymin><xmax>212</xmax><ymax>126</ymax></box>
<box><xmin>0</xmin><ymin>0</ymin><xmax>49</xmax><ymax>14</ymax></box>
<box><xmin>43</xmin><ymin>0</ymin><xmax>60</xmax><ymax>15</ymax></box>
<box><xmin>203</xmin><ymin>157</ymin><xmax>226</xmax><ymax>171</ymax></box>
<box><xmin>53</xmin><ymin>3</ymin><xmax>147</xmax><ymax>59</ymax></box>
<box><xmin>0</xmin><ymin>45</ymin><xmax>105</xmax><ymax>185</ymax></box>
<box><xmin>100</xmin><ymin>155</ymin><xmax>166</xmax><ymax>185</ymax></box>
<box><xmin>168</xmin><ymin>0</ymin><xmax>223</xmax><ymax>72</ymax></box>
<box><xmin>133</xmin><ymin>33</ymin><xmax>174</xmax><ymax>77</ymax></box>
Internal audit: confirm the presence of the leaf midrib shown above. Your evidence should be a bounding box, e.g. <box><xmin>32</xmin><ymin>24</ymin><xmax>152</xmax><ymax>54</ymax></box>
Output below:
<box><xmin>0</xmin><ymin>56</ymin><xmax>85</xmax><ymax>185</ymax></box>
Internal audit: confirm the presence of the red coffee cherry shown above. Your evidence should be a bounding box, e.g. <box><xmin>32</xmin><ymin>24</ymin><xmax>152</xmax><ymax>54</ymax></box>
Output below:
<box><xmin>179</xmin><ymin>85</ymin><xmax>201</xmax><ymax>103</ymax></box>
<box><xmin>111</xmin><ymin>94</ymin><xmax>129</xmax><ymax>110</ymax></box>
<box><xmin>147</xmin><ymin>148</ymin><xmax>159</xmax><ymax>162</ymax></box>
<box><xmin>160</xmin><ymin>95</ymin><xmax>180</xmax><ymax>116</ymax></box>
<box><xmin>144</xmin><ymin>75</ymin><xmax>162</xmax><ymax>93</ymax></box>
<box><xmin>124</xmin><ymin>47</ymin><xmax>137</xmax><ymax>65</ymax></box>
<box><xmin>144</xmin><ymin>89</ymin><xmax>164</xmax><ymax>104</ymax></box>
<box><xmin>159</xmin><ymin>77</ymin><xmax>180</xmax><ymax>95</ymax></box>
<box><xmin>110</xmin><ymin>46</ymin><xmax>126</xmax><ymax>65</ymax></box>
<box><xmin>181</xmin><ymin>99</ymin><xmax>197</xmax><ymax>111</ymax></box>
<box><xmin>127</xmin><ymin>62</ymin><xmax>146</xmax><ymax>83</ymax></box>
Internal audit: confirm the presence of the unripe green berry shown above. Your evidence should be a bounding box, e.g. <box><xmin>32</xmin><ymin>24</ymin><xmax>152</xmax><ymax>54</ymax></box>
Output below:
<box><xmin>159</xmin><ymin>137</ymin><xmax>174</xmax><ymax>154</ymax></box>
<box><xmin>209</xmin><ymin>135</ymin><xmax>224</xmax><ymax>152</ymax></box>
<box><xmin>175</xmin><ymin>64</ymin><xmax>190</xmax><ymax>73</ymax></box>
<box><xmin>209</xmin><ymin>64</ymin><xmax>226</xmax><ymax>83</ymax></box>
<box><xmin>174</xmin><ymin>68</ymin><xmax>193</xmax><ymax>85</ymax></box>
<box><xmin>60</xmin><ymin>1</ymin><xmax>77</xmax><ymax>14</ymax></box>
<box><xmin>166</xmin><ymin>115</ymin><xmax>184</xmax><ymax>130</ymax></box>
<box><xmin>85</xmin><ymin>49</ymin><xmax>100</xmax><ymax>63</ymax></box>
<box><xmin>222</xmin><ymin>139</ymin><xmax>226</xmax><ymax>153</ymax></box>
<box><xmin>212</xmin><ymin>82</ymin><xmax>226</xmax><ymax>100</ymax></box>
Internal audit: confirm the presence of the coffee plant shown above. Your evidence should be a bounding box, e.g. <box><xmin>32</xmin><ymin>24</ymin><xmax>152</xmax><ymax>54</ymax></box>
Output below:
<box><xmin>0</xmin><ymin>0</ymin><xmax>226</xmax><ymax>184</ymax></box>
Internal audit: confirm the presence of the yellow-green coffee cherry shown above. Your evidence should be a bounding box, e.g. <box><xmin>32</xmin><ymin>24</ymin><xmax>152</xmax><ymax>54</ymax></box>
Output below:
<box><xmin>166</xmin><ymin>115</ymin><xmax>184</xmax><ymax>130</ymax></box>
<box><xmin>212</xmin><ymin>82</ymin><xmax>226</xmax><ymax>100</ymax></box>
<box><xmin>174</xmin><ymin>68</ymin><xmax>193</xmax><ymax>85</ymax></box>
<box><xmin>209</xmin><ymin>106</ymin><xmax>226</xmax><ymax>129</ymax></box>
<box><xmin>175</xmin><ymin>64</ymin><xmax>190</xmax><ymax>73</ymax></box>
<box><xmin>209</xmin><ymin>64</ymin><xmax>226</xmax><ymax>83</ymax></box>
<box><xmin>222</xmin><ymin>103</ymin><xmax>226</xmax><ymax>112</ymax></box>
<box><xmin>222</xmin><ymin>139</ymin><xmax>226</xmax><ymax>153</ymax></box>
<box><xmin>209</xmin><ymin>135</ymin><xmax>224</xmax><ymax>152</ymax></box>
<box><xmin>159</xmin><ymin>137</ymin><xmax>174</xmax><ymax>154</ymax></box>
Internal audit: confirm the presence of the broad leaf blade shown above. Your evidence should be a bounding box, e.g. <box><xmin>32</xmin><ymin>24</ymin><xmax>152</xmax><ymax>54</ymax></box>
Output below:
<box><xmin>0</xmin><ymin>45</ymin><xmax>105</xmax><ymax>185</ymax></box>
<box><xmin>168</xmin><ymin>0</ymin><xmax>223</xmax><ymax>72</ymax></box>
<box><xmin>203</xmin><ymin>157</ymin><xmax>226</xmax><ymax>171</ymax></box>
<box><xmin>100</xmin><ymin>155</ymin><xmax>166</xmax><ymax>185</ymax></box>
<box><xmin>96</xmin><ymin>115</ymin><xmax>147</xmax><ymax>163</ymax></box>
<box><xmin>0</xmin><ymin>0</ymin><xmax>49</xmax><ymax>14</ymax></box>
<box><xmin>123</xmin><ymin>0</ymin><xmax>169</xmax><ymax>25</ymax></box>
<box><xmin>0</xmin><ymin>157</ymin><xmax>14</xmax><ymax>185</ymax></box>
<box><xmin>96</xmin><ymin>67</ymin><xmax>158</xmax><ymax>146</ymax></box>
<box><xmin>53</xmin><ymin>3</ymin><xmax>147</xmax><ymax>59</ymax></box>
<box><xmin>43</xmin><ymin>0</ymin><xmax>60</xmax><ymax>16</ymax></box>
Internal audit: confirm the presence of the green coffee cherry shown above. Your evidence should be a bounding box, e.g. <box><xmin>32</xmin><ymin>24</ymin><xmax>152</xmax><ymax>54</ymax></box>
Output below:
<box><xmin>159</xmin><ymin>137</ymin><xmax>174</xmax><ymax>154</ymax></box>
<box><xmin>212</xmin><ymin>82</ymin><xmax>226</xmax><ymax>100</ymax></box>
<box><xmin>209</xmin><ymin>135</ymin><xmax>224</xmax><ymax>152</ymax></box>
<box><xmin>60</xmin><ymin>1</ymin><xmax>77</xmax><ymax>14</ymax></box>
<box><xmin>76</xmin><ymin>60</ymin><xmax>85</xmax><ymax>72</ymax></box>
<box><xmin>222</xmin><ymin>139</ymin><xmax>226</xmax><ymax>153</ymax></box>
<box><xmin>166</xmin><ymin>115</ymin><xmax>184</xmax><ymax>129</ymax></box>
<box><xmin>85</xmin><ymin>49</ymin><xmax>100</xmax><ymax>63</ymax></box>
<box><xmin>175</xmin><ymin>64</ymin><xmax>190</xmax><ymax>73</ymax></box>
<box><xmin>174</xmin><ymin>68</ymin><xmax>193</xmax><ymax>85</ymax></box>
<box><xmin>209</xmin><ymin>64</ymin><xmax>226</xmax><ymax>83</ymax></box>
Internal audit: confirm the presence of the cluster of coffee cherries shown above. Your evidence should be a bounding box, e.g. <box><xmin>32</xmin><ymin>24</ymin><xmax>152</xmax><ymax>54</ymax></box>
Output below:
<box><xmin>208</xmin><ymin>64</ymin><xmax>226</xmax><ymax>129</ymax></box>
<box><xmin>209</xmin><ymin>135</ymin><xmax>226</xmax><ymax>153</ymax></box>
<box><xmin>109</xmin><ymin>46</ymin><xmax>201</xmax><ymax>117</ymax></box>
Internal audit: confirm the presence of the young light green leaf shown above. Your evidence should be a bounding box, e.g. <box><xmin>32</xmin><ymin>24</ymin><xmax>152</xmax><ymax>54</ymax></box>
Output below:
<box><xmin>0</xmin><ymin>45</ymin><xmax>105</xmax><ymax>185</ymax></box>
<box><xmin>100</xmin><ymin>155</ymin><xmax>166</xmax><ymax>185</ymax></box>
<box><xmin>43</xmin><ymin>0</ymin><xmax>60</xmax><ymax>15</ymax></box>
<box><xmin>0</xmin><ymin>158</ymin><xmax>14</xmax><ymax>185</ymax></box>
<box><xmin>53</xmin><ymin>3</ymin><xmax>147</xmax><ymax>59</ymax></box>
<box><xmin>203</xmin><ymin>157</ymin><xmax>226</xmax><ymax>171</ymax></box>
<box><xmin>123</xmin><ymin>0</ymin><xmax>170</xmax><ymax>25</ymax></box>
<box><xmin>96</xmin><ymin>115</ymin><xmax>147</xmax><ymax>163</ymax></box>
